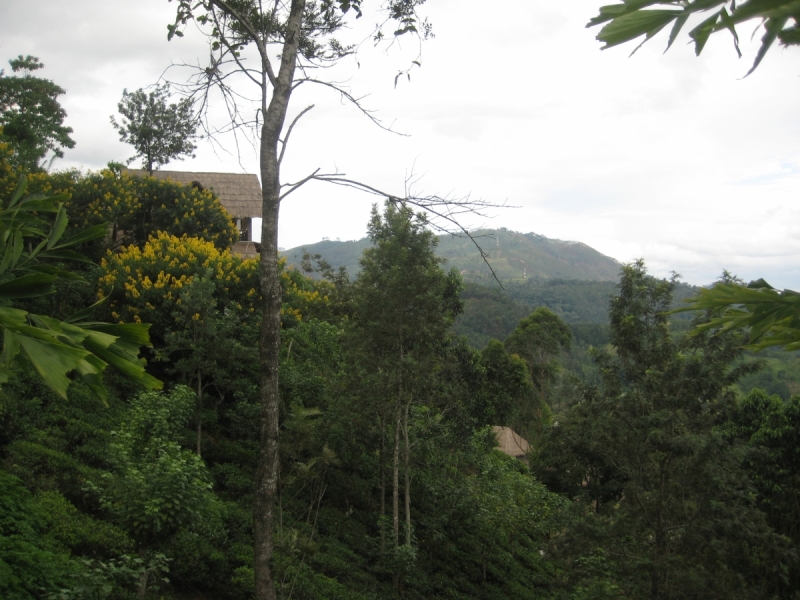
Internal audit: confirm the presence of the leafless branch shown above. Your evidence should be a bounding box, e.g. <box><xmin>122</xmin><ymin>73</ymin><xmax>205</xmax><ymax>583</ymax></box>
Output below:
<box><xmin>293</xmin><ymin>77</ymin><xmax>406</xmax><ymax>135</ymax></box>
<box><xmin>279</xmin><ymin>168</ymin><xmax>327</xmax><ymax>201</ymax></box>
<box><xmin>308</xmin><ymin>173</ymin><xmax>510</xmax><ymax>286</ymax></box>
<box><xmin>278</xmin><ymin>104</ymin><xmax>315</xmax><ymax>167</ymax></box>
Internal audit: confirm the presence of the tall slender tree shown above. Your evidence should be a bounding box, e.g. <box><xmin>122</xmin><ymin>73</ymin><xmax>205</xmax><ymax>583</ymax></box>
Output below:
<box><xmin>163</xmin><ymin>3</ymin><xmax>493</xmax><ymax>598</ymax></box>
<box><xmin>350</xmin><ymin>201</ymin><xmax>462</xmax><ymax>587</ymax></box>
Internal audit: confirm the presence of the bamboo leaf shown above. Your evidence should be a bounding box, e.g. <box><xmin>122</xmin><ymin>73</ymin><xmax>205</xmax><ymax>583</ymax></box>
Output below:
<box><xmin>48</xmin><ymin>204</ymin><xmax>69</xmax><ymax>249</ymax></box>
<box><xmin>597</xmin><ymin>10</ymin><xmax>680</xmax><ymax>49</ymax></box>
<box><xmin>51</xmin><ymin>224</ymin><xmax>107</xmax><ymax>249</ymax></box>
<box><xmin>745</xmin><ymin>16</ymin><xmax>788</xmax><ymax>76</ymax></box>
<box><xmin>0</xmin><ymin>273</ymin><xmax>57</xmax><ymax>300</ymax></box>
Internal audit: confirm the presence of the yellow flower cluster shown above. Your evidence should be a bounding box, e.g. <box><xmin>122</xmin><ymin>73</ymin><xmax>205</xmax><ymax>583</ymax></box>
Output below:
<box><xmin>98</xmin><ymin>232</ymin><xmax>260</xmax><ymax>328</ymax></box>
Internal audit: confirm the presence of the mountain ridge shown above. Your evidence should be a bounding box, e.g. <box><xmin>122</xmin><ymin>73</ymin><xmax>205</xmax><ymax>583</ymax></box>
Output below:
<box><xmin>281</xmin><ymin>227</ymin><xmax>622</xmax><ymax>283</ymax></box>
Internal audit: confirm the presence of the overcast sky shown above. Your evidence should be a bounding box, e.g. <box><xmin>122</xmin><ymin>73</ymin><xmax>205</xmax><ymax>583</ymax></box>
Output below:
<box><xmin>2</xmin><ymin>1</ymin><xmax>799</xmax><ymax>288</ymax></box>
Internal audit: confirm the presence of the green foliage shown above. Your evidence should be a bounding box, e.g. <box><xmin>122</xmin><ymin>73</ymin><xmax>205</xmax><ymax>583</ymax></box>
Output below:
<box><xmin>111</xmin><ymin>84</ymin><xmax>198</xmax><ymax>174</ymax></box>
<box><xmin>588</xmin><ymin>0</ymin><xmax>800</xmax><ymax>75</ymax></box>
<box><xmin>506</xmin><ymin>307</ymin><xmax>572</xmax><ymax>389</ymax></box>
<box><xmin>678</xmin><ymin>277</ymin><xmax>800</xmax><ymax>351</ymax></box>
<box><xmin>0</xmin><ymin>470</ymin><xmax>72</xmax><ymax>600</ymax></box>
<box><xmin>89</xmin><ymin>387</ymin><xmax>213</xmax><ymax>543</ymax></box>
<box><xmin>451</xmin><ymin>282</ymin><xmax>529</xmax><ymax>349</ymax></box>
<box><xmin>282</xmin><ymin>227</ymin><xmax>623</xmax><ymax>284</ymax></box>
<box><xmin>534</xmin><ymin>261</ymin><xmax>789</xmax><ymax>598</ymax></box>
<box><xmin>46</xmin><ymin>553</ymin><xmax>171</xmax><ymax>600</ymax></box>
<box><xmin>0</xmin><ymin>56</ymin><xmax>75</xmax><ymax>171</ymax></box>
<box><xmin>97</xmin><ymin>232</ymin><xmax>259</xmax><ymax>344</ymax></box>
<box><xmin>479</xmin><ymin>339</ymin><xmax>532</xmax><ymax>427</ymax></box>
<box><xmin>0</xmin><ymin>176</ymin><xmax>160</xmax><ymax>399</ymax></box>
<box><xmin>729</xmin><ymin>390</ymin><xmax>800</xmax><ymax>556</ymax></box>
<box><xmin>30</xmin><ymin>169</ymin><xmax>239</xmax><ymax>254</ymax></box>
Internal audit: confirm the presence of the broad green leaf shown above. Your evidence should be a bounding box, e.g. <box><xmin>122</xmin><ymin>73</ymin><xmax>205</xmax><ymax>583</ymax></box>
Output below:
<box><xmin>87</xmin><ymin>323</ymin><xmax>155</xmax><ymax>348</ymax></box>
<box><xmin>689</xmin><ymin>10</ymin><xmax>723</xmax><ymax>54</ymax></box>
<box><xmin>13</xmin><ymin>332</ymin><xmax>89</xmax><ymax>398</ymax></box>
<box><xmin>729</xmin><ymin>0</ymin><xmax>800</xmax><ymax>23</ymax></box>
<box><xmin>0</xmin><ymin>273</ymin><xmax>57</xmax><ymax>300</ymax></box>
<box><xmin>85</xmin><ymin>339</ymin><xmax>162</xmax><ymax>390</ymax></box>
<box><xmin>29</xmin><ymin>237</ymin><xmax>49</xmax><ymax>261</ymax></box>
<box><xmin>9</xmin><ymin>176</ymin><xmax>27</xmax><ymax>208</ymax></box>
<box><xmin>74</xmin><ymin>352</ymin><xmax>110</xmax><ymax>403</ymax></box>
<box><xmin>38</xmin><ymin>249</ymin><xmax>97</xmax><ymax>263</ymax></box>
<box><xmin>14</xmin><ymin>199</ymin><xmax>62</xmax><ymax>213</ymax></box>
<box><xmin>48</xmin><ymin>204</ymin><xmax>69</xmax><ymax>249</ymax></box>
<box><xmin>0</xmin><ymin>306</ymin><xmax>29</xmax><ymax>325</ymax></box>
<box><xmin>26</xmin><ymin>264</ymin><xmax>85</xmax><ymax>281</ymax></box>
<box><xmin>666</xmin><ymin>14</ymin><xmax>690</xmax><ymax>50</ymax></box>
<box><xmin>11</xmin><ymin>229</ymin><xmax>23</xmax><ymax>267</ymax></box>
<box><xmin>718</xmin><ymin>7</ymin><xmax>742</xmax><ymax>57</ymax></box>
<box><xmin>746</xmin><ymin>16</ymin><xmax>788</xmax><ymax>75</ymax></box>
<box><xmin>65</xmin><ymin>297</ymin><xmax>106</xmax><ymax>324</ymax></box>
<box><xmin>51</xmin><ymin>223</ymin><xmax>107</xmax><ymax>249</ymax></box>
<box><xmin>2</xmin><ymin>328</ymin><xmax>21</xmax><ymax>365</ymax></box>
<box><xmin>596</xmin><ymin>9</ymin><xmax>681</xmax><ymax>48</ymax></box>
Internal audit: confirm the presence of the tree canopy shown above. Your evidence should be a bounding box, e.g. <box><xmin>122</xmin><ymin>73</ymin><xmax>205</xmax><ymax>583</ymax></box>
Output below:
<box><xmin>111</xmin><ymin>84</ymin><xmax>198</xmax><ymax>175</ymax></box>
<box><xmin>0</xmin><ymin>55</ymin><xmax>75</xmax><ymax>171</ymax></box>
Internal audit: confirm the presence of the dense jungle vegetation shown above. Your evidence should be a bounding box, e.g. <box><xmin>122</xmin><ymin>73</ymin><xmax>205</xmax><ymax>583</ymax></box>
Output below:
<box><xmin>1</xmin><ymin>142</ymin><xmax>800</xmax><ymax>599</ymax></box>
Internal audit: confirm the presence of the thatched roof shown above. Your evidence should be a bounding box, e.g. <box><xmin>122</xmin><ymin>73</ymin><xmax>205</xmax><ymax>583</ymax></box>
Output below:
<box><xmin>125</xmin><ymin>169</ymin><xmax>262</xmax><ymax>219</ymax></box>
<box><xmin>492</xmin><ymin>426</ymin><xmax>530</xmax><ymax>459</ymax></box>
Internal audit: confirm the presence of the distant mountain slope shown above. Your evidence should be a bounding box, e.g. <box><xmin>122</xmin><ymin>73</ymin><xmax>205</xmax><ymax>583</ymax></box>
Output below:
<box><xmin>281</xmin><ymin>228</ymin><xmax>622</xmax><ymax>282</ymax></box>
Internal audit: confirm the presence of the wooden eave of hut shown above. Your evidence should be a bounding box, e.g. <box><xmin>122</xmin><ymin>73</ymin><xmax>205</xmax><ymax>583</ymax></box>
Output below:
<box><xmin>492</xmin><ymin>426</ymin><xmax>531</xmax><ymax>460</ymax></box>
<box><xmin>125</xmin><ymin>169</ymin><xmax>262</xmax><ymax>219</ymax></box>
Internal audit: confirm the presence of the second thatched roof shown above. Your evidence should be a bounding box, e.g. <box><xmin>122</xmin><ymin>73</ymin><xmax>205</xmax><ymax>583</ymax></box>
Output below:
<box><xmin>492</xmin><ymin>426</ymin><xmax>530</xmax><ymax>459</ymax></box>
<box><xmin>125</xmin><ymin>169</ymin><xmax>262</xmax><ymax>219</ymax></box>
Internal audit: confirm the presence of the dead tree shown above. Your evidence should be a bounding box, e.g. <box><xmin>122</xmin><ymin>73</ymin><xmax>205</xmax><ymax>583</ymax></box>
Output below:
<box><xmin>165</xmin><ymin>2</ymin><xmax>501</xmax><ymax>598</ymax></box>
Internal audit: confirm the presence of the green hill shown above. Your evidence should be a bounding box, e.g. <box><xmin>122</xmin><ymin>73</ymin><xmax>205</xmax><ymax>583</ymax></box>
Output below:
<box><xmin>281</xmin><ymin>228</ymin><xmax>622</xmax><ymax>283</ymax></box>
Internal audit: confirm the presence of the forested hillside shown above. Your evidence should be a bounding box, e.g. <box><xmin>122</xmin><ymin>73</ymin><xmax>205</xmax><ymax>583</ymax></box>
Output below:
<box><xmin>2</xmin><ymin>150</ymin><xmax>800</xmax><ymax>599</ymax></box>
<box><xmin>282</xmin><ymin>227</ymin><xmax>622</xmax><ymax>283</ymax></box>
<box><xmin>0</xmin><ymin>141</ymin><xmax>798</xmax><ymax>599</ymax></box>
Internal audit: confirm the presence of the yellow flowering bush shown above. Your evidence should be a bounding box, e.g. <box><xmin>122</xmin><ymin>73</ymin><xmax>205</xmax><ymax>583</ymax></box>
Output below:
<box><xmin>98</xmin><ymin>233</ymin><xmax>259</xmax><ymax>341</ymax></box>
<box><xmin>280</xmin><ymin>262</ymin><xmax>336</xmax><ymax>326</ymax></box>
<box><xmin>0</xmin><ymin>167</ymin><xmax>238</xmax><ymax>258</ymax></box>
<box><xmin>0</xmin><ymin>134</ymin><xmax>13</xmax><ymax>185</ymax></box>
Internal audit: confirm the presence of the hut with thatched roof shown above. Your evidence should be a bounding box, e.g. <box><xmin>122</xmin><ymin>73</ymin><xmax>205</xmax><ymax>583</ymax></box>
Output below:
<box><xmin>492</xmin><ymin>426</ymin><xmax>530</xmax><ymax>462</ymax></box>
<box><xmin>125</xmin><ymin>169</ymin><xmax>262</xmax><ymax>257</ymax></box>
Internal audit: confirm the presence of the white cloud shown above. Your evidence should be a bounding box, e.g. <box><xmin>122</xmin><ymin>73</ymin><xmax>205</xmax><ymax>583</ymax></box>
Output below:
<box><xmin>1</xmin><ymin>0</ymin><xmax>798</xmax><ymax>288</ymax></box>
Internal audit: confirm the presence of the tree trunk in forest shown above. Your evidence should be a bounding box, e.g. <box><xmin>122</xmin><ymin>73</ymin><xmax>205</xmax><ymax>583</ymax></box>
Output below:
<box><xmin>380</xmin><ymin>413</ymin><xmax>386</xmax><ymax>553</ymax></box>
<box><xmin>253</xmin><ymin>3</ymin><xmax>306</xmax><ymax>600</ymax></box>
<box><xmin>651</xmin><ymin>460</ymin><xmax>668</xmax><ymax>600</ymax></box>
<box><xmin>196</xmin><ymin>372</ymin><xmax>202</xmax><ymax>457</ymax></box>
<box><xmin>393</xmin><ymin>389</ymin><xmax>401</xmax><ymax>548</ymax></box>
<box><xmin>392</xmin><ymin>351</ymin><xmax>403</xmax><ymax>591</ymax></box>
<box><xmin>137</xmin><ymin>569</ymin><xmax>150</xmax><ymax>600</ymax></box>
<box><xmin>403</xmin><ymin>400</ymin><xmax>411</xmax><ymax>546</ymax></box>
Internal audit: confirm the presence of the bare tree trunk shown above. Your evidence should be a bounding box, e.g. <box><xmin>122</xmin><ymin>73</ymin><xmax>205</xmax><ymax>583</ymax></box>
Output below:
<box><xmin>403</xmin><ymin>400</ymin><xmax>411</xmax><ymax>547</ymax></box>
<box><xmin>379</xmin><ymin>413</ymin><xmax>386</xmax><ymax>553</ymax></box>
<box><xmin>253</xmin><ymin>3</ymin><xmax>306</xmax><ymax>600</ymax></box>
<box><xmin>392</xmin><ymin>361</ymin><xmax>402</xmax><ymax>592</ymax></box>
<box><xmin>393</xmin><ymin>389</ymin><xmax>401</xmax><ymax>549</ymax></box>
<box><xmin>196</xmin><ymin>372</ymin><xmax>202</xmax><ymax>457</ymax></box>
<box><xmin>137</xmin><ymin>569</ymin><xmax>149</xmax><ymax>600</ymax></box>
